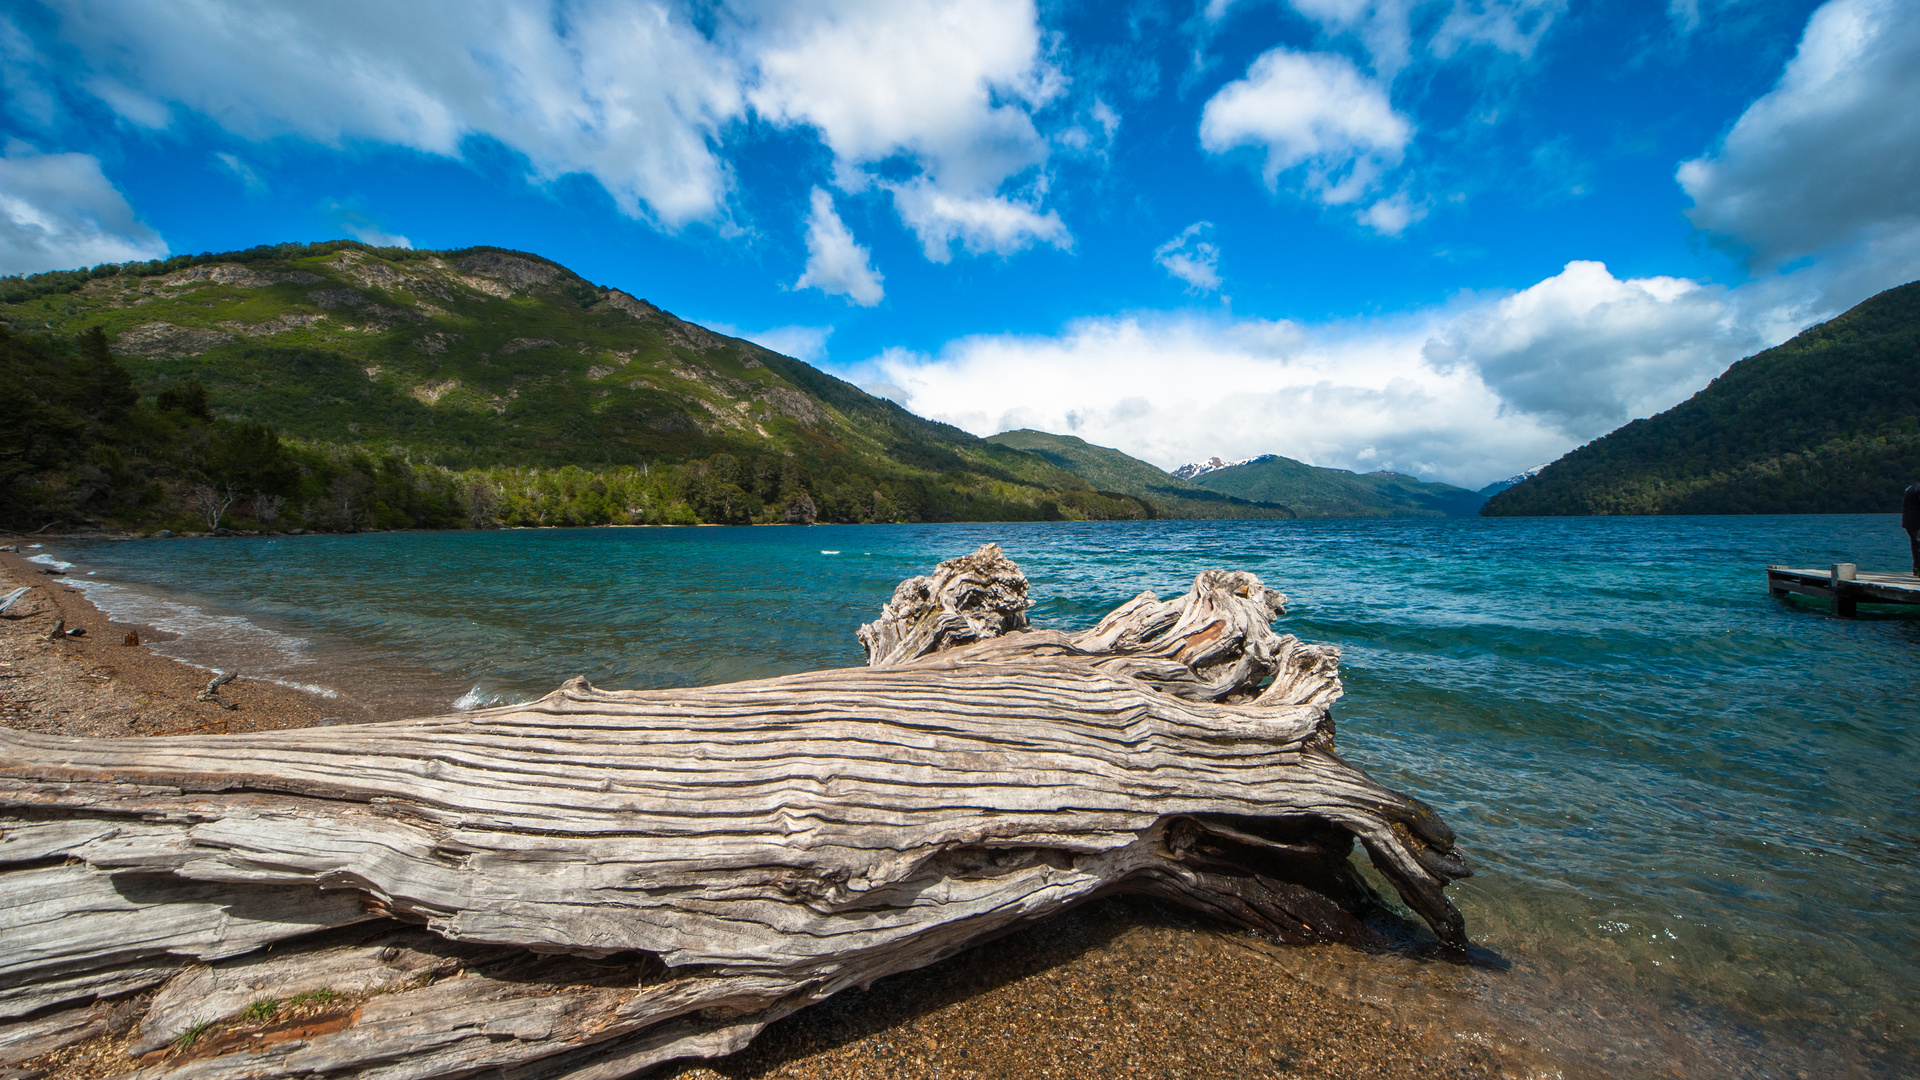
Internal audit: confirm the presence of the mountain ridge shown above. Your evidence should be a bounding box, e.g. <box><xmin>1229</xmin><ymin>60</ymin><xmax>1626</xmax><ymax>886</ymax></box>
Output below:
<box><xmin>0</xmin><ymin>241</ymin><xmax>1162</xmax><ymax>530</ymax></box>
<box><xmin>1483</xmin><ymin>280</ymin><xmax>1920</xmax><ymax>516</ymax></box>
<box><xmin>982</xmin><ymin>431</ymin><xmax>1293</xmax><ymax>518</ymax></box>
<box><xmin>1181</xmin><ymin>454</ymin><xmax>1488</xmax><ymax>517</ymax></box>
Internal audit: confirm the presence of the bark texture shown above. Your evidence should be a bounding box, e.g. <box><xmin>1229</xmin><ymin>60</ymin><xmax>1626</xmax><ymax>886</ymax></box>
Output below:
<box><xmin>0</xmin><ymin>544</ymin><xmax>1470</xmax><ymax>1078</ymax></box>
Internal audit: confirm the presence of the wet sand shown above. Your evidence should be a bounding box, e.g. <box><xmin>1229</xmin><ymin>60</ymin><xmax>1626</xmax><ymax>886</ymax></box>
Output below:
<box><xmin>0</xmin><ymin>550</ymin><xmax>376</xmax><ymax>736</ymax></box>
<box><xmin>0</xmin><ymin>542</ymin><xmax>1600</xmax><ymax>1080</ymax></box>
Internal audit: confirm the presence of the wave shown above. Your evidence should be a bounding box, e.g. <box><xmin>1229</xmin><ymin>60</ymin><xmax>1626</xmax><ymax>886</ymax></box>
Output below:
<box><xmin>451</xmin><ymin>683</ymin><xmax>530</xmax><ymax>711</ymax></box>
<box><xmin>62</xmin><ymin>576</ymin><xmax>337</xmax><ymax>698</ymax></box>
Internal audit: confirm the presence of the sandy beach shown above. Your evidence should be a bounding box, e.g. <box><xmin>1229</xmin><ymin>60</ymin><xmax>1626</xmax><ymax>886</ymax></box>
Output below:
<box><xmin>0</xmin><ymin>543</ymin><xmax>1600</xmax><ymax>1080</ymax></box>
<box><xmin>0</xmin><ymin>549</ymin><xmax>372</xmax><ymax>738</ymax></box>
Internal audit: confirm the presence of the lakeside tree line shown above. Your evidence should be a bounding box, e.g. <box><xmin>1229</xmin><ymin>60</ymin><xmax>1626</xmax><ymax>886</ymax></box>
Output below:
<box><xmin>1</xmin><ymin>326</ymin><xmax>1154</xmax><ymax>533</ymax></box>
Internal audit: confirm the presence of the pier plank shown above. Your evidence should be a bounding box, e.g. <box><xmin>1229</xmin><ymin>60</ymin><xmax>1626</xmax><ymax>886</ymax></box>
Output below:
<box><xmin>1767</xmin><ymin>566</ymin><xmax>1920</xmax><ymax>616</ymax></box>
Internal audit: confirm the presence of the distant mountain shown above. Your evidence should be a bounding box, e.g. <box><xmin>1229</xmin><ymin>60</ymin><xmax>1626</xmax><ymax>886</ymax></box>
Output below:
<box><xmin>1477</xmin><ymin>465</ymin><xmax>1547</xmax><ymax>498</ymax></box>
<box><xmin>1172</xmin><ymin>455</ymin><xmax>1260</xmax><ymax>481</ymax></box>
<box><xmin>983</xmin><ymin>430</ymin><xmax>1293</xmax><ymax>518</ymax></box>
<box><xmin>0</xmin><ymin>242</ymin><xmax>1157</xmax><ymax>528</ymax></box>
<box><xmin>1182</xmin><ymin>454</ymin><xmax>1488</xmax><ymax>517</ymax></box>
<box><xmin>1484</xmin><ymin>280</ymin><xmax>1920</xmax><ymax>516</ymax></box>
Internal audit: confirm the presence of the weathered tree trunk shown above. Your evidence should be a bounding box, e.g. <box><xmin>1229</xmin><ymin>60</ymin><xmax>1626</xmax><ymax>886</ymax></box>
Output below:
<box><xmin>0</xmin><ymin>544</ymin><xmax>1470</xmax><ymax>1079</ymax></box>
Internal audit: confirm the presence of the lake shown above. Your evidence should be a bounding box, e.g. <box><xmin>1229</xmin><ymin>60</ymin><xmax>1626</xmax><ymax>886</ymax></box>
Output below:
<box><xmin>41</xmin><ymin>515</ymin><xmax>1920</xmax><ymax>1077</ymax></box>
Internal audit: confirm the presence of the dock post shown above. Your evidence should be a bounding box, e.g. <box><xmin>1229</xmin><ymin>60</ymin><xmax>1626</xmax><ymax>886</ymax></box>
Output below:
<box><xmin>1832</xmin><ymin>564</ymin><xmax>1858</xmax><ymax>618</ymax></box>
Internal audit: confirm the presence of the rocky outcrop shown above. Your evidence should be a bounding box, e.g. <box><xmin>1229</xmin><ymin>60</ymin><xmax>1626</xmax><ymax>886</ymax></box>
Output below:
<box><xmin>114</xmin><ymin>323</ymin><xmax>235</xmax><ymax>359</ymax></box>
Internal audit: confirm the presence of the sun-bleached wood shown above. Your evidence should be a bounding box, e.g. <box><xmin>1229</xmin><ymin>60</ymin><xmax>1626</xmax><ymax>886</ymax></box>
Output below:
<box><xmin>0</xmin><ymin>544</ymin><xmax>1470</xmax><ymax>1078</ymax></box>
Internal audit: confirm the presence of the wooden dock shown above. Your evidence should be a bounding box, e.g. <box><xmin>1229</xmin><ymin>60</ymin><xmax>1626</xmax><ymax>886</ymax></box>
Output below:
<box><xmin>1767</xmin><ymin>564</ymin><xmax>1920</xmax><ymax>617</ymax></box>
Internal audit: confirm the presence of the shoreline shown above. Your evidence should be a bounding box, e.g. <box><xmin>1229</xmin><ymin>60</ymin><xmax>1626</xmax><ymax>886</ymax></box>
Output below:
<box><xmin>0</xmin><ymin>551</ymin><xmax>381</xmax><ymax>737</ymax></box>
<box><xmin>4</xmin><ymin>526</ymin><xmax>1910</xmax><ymax>1078</ymax></box>
<box><xmin>0</xmin><ymin>550</ymin><xmax>1600</xmax><ymax>1079</ymax></box>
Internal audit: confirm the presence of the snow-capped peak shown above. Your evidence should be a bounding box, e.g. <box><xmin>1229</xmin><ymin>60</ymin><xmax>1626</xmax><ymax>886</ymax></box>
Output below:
<box><xmin>1172</xmin><ymin>455</ymin><xmax>1260</xmax><ymax>481</ymax></box>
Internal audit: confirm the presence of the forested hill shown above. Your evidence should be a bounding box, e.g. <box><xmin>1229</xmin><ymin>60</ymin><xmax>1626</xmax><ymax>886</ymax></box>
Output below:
<box><xmin>0</xmin><ymin>242</ymin><xmax>1158</xmax><ymax>532</ymax></box>
<box><xmin>1180</xmin><ymin>454</ymin><xmax>1488</xmax><ymax>518</ymax></box>
<box><xmin>982</xmin><ymin>430</ymin><xmax>1292</xmax><ymax>518</ymax></box>
<box><xmin>1483</xmin><ymin>280</ymin><xmax>1920</xmax><ymax>516</ymax></box>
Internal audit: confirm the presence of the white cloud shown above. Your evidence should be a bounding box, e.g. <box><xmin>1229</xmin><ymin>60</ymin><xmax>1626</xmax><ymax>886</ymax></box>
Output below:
<box><xmin>1153</xmin><ymin>222</ymin><xmax>1222</xmax><ymax>291</ymax></box>
<box><xmin>886</xmin><ymin>180</ymin><xmax>1070</xmax><ymax>262</ymax></box>
<box><xmin>0</xmin><ymin>145</ymin><xmax>166</xmax><ymax>275</ymax></box>
<box><xmin>45</xmin><ymin>0</ymin><xmax>1077</xmax><ymax>259</ymax></box>
<box><xmin>82</xmin><ymin>77</ymin><xmax>170</xmax><ymax>128</ymax></box>
<box><xmin>1422</xmin><ymin>261</ymin><xmax>1754</xmax><ymax>433</ymax></box>
<box><xmin>864</xmin><ymin>312</ymin><xmax>1562</xmax><ymax>487</ymax></box>
<box><xmin>854</xmin><ymin>260</ymin><xmax>1799</xmax><ymax>487</ymax></box>
<box><xmin>1200</xmin><ymin>47</ymin><xmax>1413</xmax><ymax>213</ymax></box>
<box><xmin>1430</xmin><ymin>0</ymin><xmax>1567</xmax><ymax>59</ymax></box>
<box><xmin>1286</xmin><ymin>0</ymin><xmax>1419</xmax><ymax>79</ymax></box>
<box><xmin>323</xmin><ymin>202</ymin><xmax>411</xmax><ymax>249</ymax></box>
<box><xmin>1204</xmin><ymin>0</ymin><xmax>1563</xmax><ymax>79</ymax></box>
<box><xmin>1677</xmin><ymin>0</ymin><xmax>1920</xmax><ymax>267</ymax></box>
<box><xmin>0</xmin><ymin>17</ymin><xmax>60</xmax><ymax>129</ymax></box>
<box><xmin>793</xmin><ymin>187</ymin><xmax>884</xmax><ymax>306</ymax></box>
<box><xmin>47</xmin><ymin>0</ymin><xmax>744</xmax><ymax>228</ymax></box>
<box><xmin>702</xmin><ymin>320</ymin><xmax>835</xmax><ymax>363</ymax></box>
<box><xmin>214</xmin><ymin>152</ymin><xmax>266</xmax><ymax>195</ymax></box>
<box><xmin>1356</xmin><ymin>189</ymin><xmax>1424</xmax><ymax>235</ymax></box>
<box><xmin>740</xmin><ymin>0</ymin><xmax>1071</xmax><ymax>259</ymax></box>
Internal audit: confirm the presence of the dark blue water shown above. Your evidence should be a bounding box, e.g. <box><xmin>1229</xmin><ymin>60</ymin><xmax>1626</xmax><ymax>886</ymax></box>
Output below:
<box><xmin>42</xmin><ymin>517</ymin><xmax>1920</xmax><ymax>1076</ymax></box>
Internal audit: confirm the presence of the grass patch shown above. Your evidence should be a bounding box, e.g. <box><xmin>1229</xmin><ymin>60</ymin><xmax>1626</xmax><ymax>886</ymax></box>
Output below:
<box><xmin>241</xmin><ymin>998</ymin><xmax>280</xmax><ymax>1021</ymax></box>
<box><xmin>173</xmin><ymin>1019</ymin><xmax>214</xmax><ymax>1050</ymax></box>
<box><xmin>286</xmin><ymin>988</ymin><xmax>341</xmax><ymax>1007</ymax></box>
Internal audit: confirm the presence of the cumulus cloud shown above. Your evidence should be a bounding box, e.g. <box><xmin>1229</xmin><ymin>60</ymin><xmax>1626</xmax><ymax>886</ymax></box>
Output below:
<box><xmin>1153</xmin><ymin>222</ymin><xmax>1222</xmax><ymax>291</ymax></box>
<box><xmin>1284</xmin><ymin>0</ymin><xmax>1420</xmax><ymax>78</ymax></box>
<box><xmin>863</xmin><ymin>313</ymin><xmax>1562</xmax><ymax>486</ymax></box>
<box><xmin>1199</xmin><ymin>47</ymin><xmax>1414</xmax><ymax>229</ymax></box>
<box><xmin>45</xmin><ymin>0</ymin><xmax>744</xmax><ymax>227</ymax></box>
<box><xmin>743</xmin><ymin>0</ymin><xmax>1070</xmax><ymax>260</ymax></box>
<box><xmin>42</xmin><ymin>1</ymin><xmax>1075</xmax><ymax>258</ymax></box>
<box><xmin>855</xmin><ymin>260</ymin><xmax>1781</xmax><ymax>487</ymax></box>
<box><xmin>885</xmin><ymin>180</ymin><xmax>1069</xmax><ymax>262</ymax></box>
<box><xmin>1355</xmin><ymin>190</ymin><xmax>1424</xmax><ymax>235</ymax></box>
<box><xmin>1421</xmin><ymin>261</ymin><xmax>1755</xmax><ymax>433</ymax></box>
<box><xmin>1677</xmin><ymin>0</ymin><xmax>1920</xmax><ymax>267</ymax></box>
<box><xmin>0</xmin><ymin>145</ymin><xmax>167</xmax><ymax>275</ymax></box>
<box><xmin>793</xmin><ymin>187</ymin><xmax>883</xmax><ymax>305</ymax></box>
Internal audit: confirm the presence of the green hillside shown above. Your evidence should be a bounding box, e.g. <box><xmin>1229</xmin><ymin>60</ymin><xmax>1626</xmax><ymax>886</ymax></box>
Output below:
<box><xmin>0</xmin><ymin>242</ymin><xmax>1159</xmax><ymax>531</ymax></box>
<box><xmin>1483</xmin><ymin>280</ymin><xmax>1920</xmax><ymax>516</ymax></box>
<box><xmin>982</xmin><ymin>430</ymin><xmax>1293</xmax><ymax>518</ymax></box>
<box><xmin>1183</xmin><ymin>455</ymin><xmax>1488</xmax><ymax>517</ymax></box>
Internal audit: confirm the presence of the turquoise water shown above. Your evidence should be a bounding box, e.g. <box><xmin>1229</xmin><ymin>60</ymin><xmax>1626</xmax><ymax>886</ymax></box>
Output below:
<box><xmin>43</xmin><ymin>517</ymin><xmax>1920</xmax><ymax>1076</ymax></box>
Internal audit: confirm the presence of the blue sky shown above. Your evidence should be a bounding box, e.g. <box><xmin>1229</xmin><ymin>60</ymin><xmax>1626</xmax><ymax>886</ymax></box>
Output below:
<box><xmin>2</xmin><ymin>0</ymin><xmax>1915</xmax><ymax>486</ymax></box>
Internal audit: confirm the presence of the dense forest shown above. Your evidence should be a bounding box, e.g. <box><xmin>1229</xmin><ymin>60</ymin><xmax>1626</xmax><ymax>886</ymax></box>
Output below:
<box><xmin>0</xmin><ymin>242</ymin><xmax>1160</xmax><ymax>533</ymax></box>
<box><xmin>1484</xmin><ymin>280</ymin><xmax>1920</xmax><ymax>516</ymax></box>
<box><xmin>0</xmin><ymin>324</ymin><xmax>1153</xmax><ymax>534</ymax></box>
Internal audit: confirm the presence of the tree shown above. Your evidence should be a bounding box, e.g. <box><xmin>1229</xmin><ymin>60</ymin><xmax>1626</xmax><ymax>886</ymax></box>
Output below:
<box><xmin>329</xmin><ymin>472</ymin><xmax>371</xmax><ymax>531</ymax></box>
<box><xmin>156</xmin><ymin>377</ymin><xmax>212</xmax><ymax>421</ymax></box>
<box><xmin>251</xmin><ymin>492</ymin><xmax>285</xmax><ymax>528</ymax></box>
<box><xmin>188</xmin><ymin>482</ymin><xmax>237</xmax><ymax>531</ymax></box>
<box><xmin>466</xmin><ymin>481</ymin><xmax>497</xmax><ymax>528</ymax></box>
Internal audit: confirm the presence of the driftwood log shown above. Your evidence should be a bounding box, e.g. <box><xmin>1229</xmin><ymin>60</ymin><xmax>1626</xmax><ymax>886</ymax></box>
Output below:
<box><xmin>0</xmin><ymin>544</ymin><xmax>1471</xmax><ymax>1079</ymax></box>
